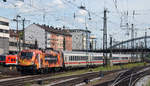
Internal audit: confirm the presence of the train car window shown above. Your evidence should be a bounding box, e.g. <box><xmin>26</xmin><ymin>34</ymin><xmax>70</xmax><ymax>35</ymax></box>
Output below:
<box><xmin>45</xmin><ymin>54</ymin><xmax>58</xmax><ymax>63</ymax></box>
<box><xmin>69</xmin><ymin>56</ymin><xmax>73</xmax><ymax>61</ymax></box>
<box><xmin>81</xmin><ymin>56</ymin><xmax>84</xmax><ymax>60</ymax></box>
<box><xmin>111</xmin><ymin>57</ymin><xmax>119</xmax><ymax>60</ymax></box>
<box><xmin>82</xmin><ymin>56</ymin><xmax>88</xmax><ymax>60</ymax></box>
<box><xmin>0</xmin><ymin>55</ymin><xmax>5</xmax><ymax>61</ymax></box>
<box><xmin>122</xmin><ymin>57</ymin><xmax>128</xmax><ymax>60</ymax></box>
<box><xmin>79</xmin><ymin>56</ymin><xmax>81</xmax><ymax>60</ymax></box>
<box><xmin>72</xmin><ymin>56</ymin><xmax>74</xmax><ymax>61</ymax></box>
<box><xmin>75</xmin><ymin>56</ymin><xmax>77</xmax><ymax>61</ymax></box>
<box><xmin>11</xmin><ymin>59</ymin><xmax>13</xmax><ymax>62</ymax></box>
<box><xmin>70</xmin><ymin>56</ymin><xmax>72</xmax><ymax>61</ymax></box>
<box><xmin>69</xmin><ymin>56</ymin><xmax>71</xmax><ymax>60</ymax></box>
<box><xmin>92</xmin><ymin>57</ymin><xmax>103</xmax><ymax>60</ymax></box>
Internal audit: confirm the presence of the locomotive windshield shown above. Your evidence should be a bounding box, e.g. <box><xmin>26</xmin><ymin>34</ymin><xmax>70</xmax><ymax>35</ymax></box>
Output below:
<box><xmin>20</xmin><ymin>52</ymin><xmax>33</xmax><ymax>59</ymax></box>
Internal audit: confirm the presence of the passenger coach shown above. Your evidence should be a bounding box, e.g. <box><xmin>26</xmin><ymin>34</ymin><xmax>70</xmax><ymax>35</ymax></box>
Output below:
<box><xmin>63</xmin><ymin>51</ymin><xmax>104</xmax><ymax>68</ymax></box>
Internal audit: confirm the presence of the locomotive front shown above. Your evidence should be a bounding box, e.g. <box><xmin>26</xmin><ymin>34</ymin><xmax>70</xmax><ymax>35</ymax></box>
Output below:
<box><xmin>17</xmin><ymin>50</ymin><xmax>42</xmax><ymax>73</ymax></box>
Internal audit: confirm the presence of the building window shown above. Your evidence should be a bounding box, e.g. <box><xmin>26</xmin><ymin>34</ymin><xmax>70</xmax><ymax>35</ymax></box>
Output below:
<box><xmin>0</xmin><ymin>21</ymin><xmax>9</xmax><ymax>26</ymax></box>
<box><xmin>0</xmin><ymin>29</ymin><xmax>9</xmax><ymax>33</ymax></box>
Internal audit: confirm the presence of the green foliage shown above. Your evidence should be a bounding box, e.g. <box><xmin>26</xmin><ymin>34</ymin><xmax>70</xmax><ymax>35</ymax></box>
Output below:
<box><xmin>145</xmin><ymin>79</ymin><xmax>150</xmax><ymax>86</ymax></box>
<box><xmin>24</xmin><ymin>83</ymin><xmax>31</xmax><ymax>86</ymax></box>
<box><xmin>93</xmin><ymin>63</ymin><xmax>145</xmax><ymax>72</ymax></box>
<box><xmin>19</xmin><ymin>31</ymin><xmax>23</xmax><ymax>39</ymax></box>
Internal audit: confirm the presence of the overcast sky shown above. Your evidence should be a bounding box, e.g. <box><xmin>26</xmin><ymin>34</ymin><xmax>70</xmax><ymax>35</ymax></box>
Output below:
<box><xmin>0</xmin><ymin>0</ymin><xmax>150</xmax><ymax>48</ymax></box>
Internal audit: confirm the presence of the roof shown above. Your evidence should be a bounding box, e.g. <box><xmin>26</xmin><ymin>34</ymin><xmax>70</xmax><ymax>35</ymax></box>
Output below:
<box><xmin>0</xmin><ymin>16</ymin><xmax>9</xmax><ymax>22</ymax></box>
<box><xmin>64</xmin><ymin>29</ymin><xmax>91</xmax><ymax>33</ymax></box>
<box><xmin>35</xmin><ymin>24</ymin><xmax>72</xmax><ymax>36</ymax></box>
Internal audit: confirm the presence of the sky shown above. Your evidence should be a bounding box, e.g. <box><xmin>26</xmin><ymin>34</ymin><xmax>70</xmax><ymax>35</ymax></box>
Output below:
<box><xmin>0</xmin><ymin>0</ymin><xmax>150</xmax><ymax>49</ymax></box>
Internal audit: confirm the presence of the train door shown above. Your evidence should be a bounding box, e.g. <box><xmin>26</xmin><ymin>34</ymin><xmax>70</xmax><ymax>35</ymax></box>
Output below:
<box><xmin>89</xmin><ymin>53</ymin><xmax>93</xmax><ymax>66</ymax></box>
<box><xmin>37</xmin><ymin>54</ymin><xmax>42</xmax><ymax>69</ymax></box>
<box><xmin>86</xmin><ymin>53</ymin><xmax>90</xmax><ymax>67</ymax></box>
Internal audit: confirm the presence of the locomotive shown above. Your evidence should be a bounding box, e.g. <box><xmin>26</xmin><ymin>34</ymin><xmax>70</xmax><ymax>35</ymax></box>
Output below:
<box><xmin>17</xmin><ymin>49</ymin><xmax>141</xmax><ymax>74</ymax></box>
<box><xmin>0</xmin><ymin>55</ymin><xmax>17</xmax><ymax>66</ymax></box>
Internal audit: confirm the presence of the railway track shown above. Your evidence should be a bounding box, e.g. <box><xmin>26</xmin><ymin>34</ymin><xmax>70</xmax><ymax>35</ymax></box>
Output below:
<box><xmin>95</xmin><ymin>65</ymin><xmax>150</xmax><ymax>86</ymax></box>
<box><xmin>0</xmin><ymin>70</ymin><xmax>72</xmax><ymax>86</ymax></box>
<box><xmin>0</xmin><ymin>68</ymin><xmax>123</xmax><ymax>86</ymax></box>
<box><xmin>43</xmin><ymin>69</ymin><xmax>125</xmax><ymax>86</ymax></box>
<box><xmin>1</xmin><ymin>65</ymin><xmax>149</xmax><ymax>86</ymax></box>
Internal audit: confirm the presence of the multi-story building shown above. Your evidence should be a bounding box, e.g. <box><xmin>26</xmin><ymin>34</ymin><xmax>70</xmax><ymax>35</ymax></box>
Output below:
<box><xmin>25</xmin><ymin>24</ymin><xmax>72</xmax><ymax>51</ymax></box>
<box><xmin>9</xmin><ymin>30</ymin><xmax>35</xmax><ymax>54</ymax></box>
<box><xmin>65</xmin><ymin>29</ymin><xmax>91</xmax><ymax>50</ymax></box>
<box><xmin>0</xmin><ymin>16</ymin><xmax>9</xmax><ymax>55</ymax></box>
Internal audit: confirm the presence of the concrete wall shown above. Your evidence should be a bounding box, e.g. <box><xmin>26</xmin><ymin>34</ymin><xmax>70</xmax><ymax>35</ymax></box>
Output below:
<box><xmin>70</xmin><ymin>31</ymin><xmax>90</xmax><ymax>50</ymax></box>
<box><xmin>0</xmin><ymin>37</ymin><xmax>9</xmax><ymax>54</ymax></box>
<box><xmin>0</xmin><ymin>17</ymin><xmax>9</xmax><ymax>54</ymax></box>
<box><xmin>25</xmin><ymin>24</ymin><xmax>46</xmax><ymax>49</ymax></box>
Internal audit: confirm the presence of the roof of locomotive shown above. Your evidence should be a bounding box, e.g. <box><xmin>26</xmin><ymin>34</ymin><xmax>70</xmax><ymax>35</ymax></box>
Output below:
<box><xmin>20</xmin><ymin>49</ymin><xmax>43</xmax><ymax>53</ymax></box>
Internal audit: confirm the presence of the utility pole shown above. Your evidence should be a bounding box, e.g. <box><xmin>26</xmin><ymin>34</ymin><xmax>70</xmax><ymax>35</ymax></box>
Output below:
<box><xmin>95</xmin><ymin>40</ymin><xmax>97</xmax><ymax>50</ymax></box>
<box><xmin>144</xmin><ymin>31</ymin><xmax>147</xmax><ymax>49</ymax></box>
<box><xmin>144</xmin><ymin>31</ymin><xmax>147</xmax><ymax>60</ymax></box>
<box><xmin>63</xmin><ymin>36</ymin><xmax>66</xmax><ymax>51</ymax></box>
<box><xmin>21</xmin><ymin>18</ymin><xmax>30</xmax><ymax>50</ymax></box>
<box><xmin>13</xmin><ymin>15</ymin><xmax>21</xmax><ymax>54</ymax></box>
<box><xmin>22</xmin><ymin>18</ymin><xmax>25</xmax><ymax>49</ymax></box>
<box><xmin>131</xmin><ymin>24</ymin><xmax>134</xmax><ymax>49</ymax></box>
<box><xmin>131</xmin><ymin>24</ymin><xmax>134</xmax><ymax>60</ymax></box>
<box><xmin>103</xmin><ymin>8</ymin><xmax>108</xmax><ymax>66</ymax></box>
<box><xmin>110</xmin><ymin>35</ymin><xmax>113</xmax><ymax>66</ymax></box>
<box><xmin>84</xmin><ymin>17</ymin><xmax>88</xmax><ymax>52</ymax></box>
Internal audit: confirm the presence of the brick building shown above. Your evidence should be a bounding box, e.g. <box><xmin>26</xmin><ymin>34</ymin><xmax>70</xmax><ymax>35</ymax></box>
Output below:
<box><xmin>25</xmin><ymin>24</ymin><xmax>72</xmax><ymax>51</ymax></box>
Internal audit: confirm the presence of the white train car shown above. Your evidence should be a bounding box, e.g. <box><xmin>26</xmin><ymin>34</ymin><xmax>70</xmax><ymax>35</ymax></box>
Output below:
<box><xmin>110</xmin><ymin>54</ymin><xmax>131</xmax><ymax>65</ymax></box>
<box><xmin>63</xmin><ymin>51</ymin><xmax>88</xmax><ymax>68</ymax></box>
<box><xmin>63</xmin><ymin>51</ymin><xmax>104</xmax><ymax>68</ymax></box>
<box><xmin>88</xmin><ymin>52</ymin><xmax>104</xmax><ymax>66</ymax></box>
